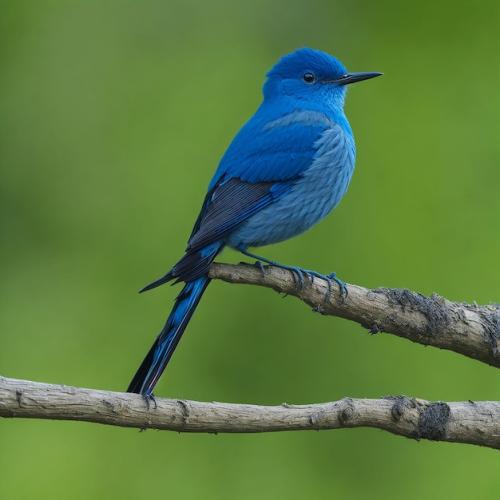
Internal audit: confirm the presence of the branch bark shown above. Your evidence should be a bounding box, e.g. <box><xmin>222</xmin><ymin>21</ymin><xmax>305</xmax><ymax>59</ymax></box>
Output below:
<box><xmin>209</xmin><ymin>263</ymin><xmax>500</xmax><ymax>368</ymax></box>
<box><xmin>0</xmin><ymin>377</ymin><xmax>498</xmax><ymax>449</ymax></box>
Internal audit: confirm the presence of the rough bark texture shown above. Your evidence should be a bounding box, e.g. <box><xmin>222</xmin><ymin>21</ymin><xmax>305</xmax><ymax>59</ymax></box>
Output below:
<box><xmin>0</xmin><ymin>377</ymin><xmax>498</xmax><ymax>449</ymax></box>
<box><xmin>209</xmin><ymin>262</ymin><xmax>500</xmax><ymax>368</ymax></box>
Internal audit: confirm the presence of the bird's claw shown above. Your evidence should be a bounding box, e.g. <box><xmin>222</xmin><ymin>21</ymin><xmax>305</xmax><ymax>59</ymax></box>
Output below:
<box><xmin>292</xmin><ymin>269</ymin><xmax>348</xmax><ymax>302</ymax></box>
<box><xmin>253</xmin><ymin>260</ymin><xmax>266</xmax><ymax>275</ymax></box>
<box><xmin>288</xmin><ymin>267</ymin><xmax>305</xmax><ymax>289</ymax></box>
<box><xmin>326</xmin><ymin>272</ymin><xmax>348</xmax><ymax>299</ymax></box>
<box><xmin>237</xmin><ymin>249</ymin><xmax>347</xmax><ymax>300</ymax></box>
<box><xmin>142</xmin><ymin>393</ymin><xmax>157</xmax><ymax>410</ymax></box>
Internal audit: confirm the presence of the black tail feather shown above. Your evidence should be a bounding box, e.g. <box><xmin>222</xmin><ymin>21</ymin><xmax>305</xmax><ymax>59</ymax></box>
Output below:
<box><xmin>127</xmin><ymin>340</ymin><xmax>158</xmax><ymax>394</ymax></box>
<box><xmin>127</xmin><ymin>275</ymin><xmax>210</xmax><ymax>395</ymax></box>
<box><xmin>139</xmin><ymin>272</ymin><xmax>173</xmax><ymax>293</ymax></box>
<box><xmin>129</xmin><ymin>241</ymin><xmax>224</xmax><ymax>395</ymax></box>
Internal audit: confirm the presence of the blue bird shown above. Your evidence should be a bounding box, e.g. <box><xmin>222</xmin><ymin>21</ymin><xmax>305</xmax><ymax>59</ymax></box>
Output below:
<box><xmin>127</xmin><ymin>48</ymin><xmax>381</xmax><ymax>398</ymax></box>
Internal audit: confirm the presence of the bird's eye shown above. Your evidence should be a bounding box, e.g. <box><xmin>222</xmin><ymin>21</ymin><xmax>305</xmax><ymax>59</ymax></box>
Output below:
<box><xmin>303</xmin><ymin>72</ymin><xmax>316</xmax><ymax>84</ymax></box>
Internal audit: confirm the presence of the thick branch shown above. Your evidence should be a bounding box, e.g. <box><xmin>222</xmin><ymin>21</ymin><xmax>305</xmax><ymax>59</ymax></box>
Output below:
<box><xmin>209</xmin><ymin>263</ymin><xmax>500</xmax><ymax>368</ymax></box>
<box><xmin>0</xmin><ymin>377</ymin><xmax>498</xmax><ymax>449</ymax></box>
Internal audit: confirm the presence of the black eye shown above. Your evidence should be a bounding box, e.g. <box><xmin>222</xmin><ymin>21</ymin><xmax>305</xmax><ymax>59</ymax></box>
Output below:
<box><xmin>303</xmin><ymin>72</ymin><xmax>316</xmax><ymax>84</ymax></box>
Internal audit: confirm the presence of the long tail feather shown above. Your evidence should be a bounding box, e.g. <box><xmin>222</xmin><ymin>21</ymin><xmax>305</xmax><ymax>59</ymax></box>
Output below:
<box><xmin>128</xmin><ymin>241</ymin><xmax>224</xmax><ymax>395</ymax></box>
<box><xmin>127</xmin><ymin>276</ymin><xmax>210</xmax><ymax>395</ymax></box>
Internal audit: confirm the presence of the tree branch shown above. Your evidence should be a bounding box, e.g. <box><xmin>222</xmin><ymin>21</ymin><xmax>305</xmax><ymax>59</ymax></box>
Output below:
<box><xmin>209</xmin><ymin>263</ymin><xmax>500</xmax><ymax>368</ymax></box>
<box><xmin>0</xmin><ymin>377</ymin><xmax>498</xmax><ymax>449</ymax></box>
<box><xmin>2</xmin><ymin>265</ymin><xmax>498</xmax><ymax>448</ymax></box>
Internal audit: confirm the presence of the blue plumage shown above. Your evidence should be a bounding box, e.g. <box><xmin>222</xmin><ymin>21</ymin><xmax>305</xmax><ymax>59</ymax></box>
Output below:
<box><xmin>226</xmin><ymin>122</ymin><xmax>355</xmax><ymax>248</ymax></box>
<box><xmin>127</xmin><ymin>48</ymin><xmax>381</xmax><ymax>397</ymax></box>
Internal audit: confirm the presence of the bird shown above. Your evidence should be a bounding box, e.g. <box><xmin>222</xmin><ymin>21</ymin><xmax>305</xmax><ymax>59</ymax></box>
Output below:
<box><xmin>127</xmin><ymin>47</ymin><xmax>381</xmax><ymax>400</ymax></box>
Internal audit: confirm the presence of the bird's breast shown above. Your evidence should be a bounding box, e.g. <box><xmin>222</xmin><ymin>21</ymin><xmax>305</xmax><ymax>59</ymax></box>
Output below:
<box><xmin>227</xmin><ymin>124</ymin><xmax>356</xmax><ymax>249</ymax></box>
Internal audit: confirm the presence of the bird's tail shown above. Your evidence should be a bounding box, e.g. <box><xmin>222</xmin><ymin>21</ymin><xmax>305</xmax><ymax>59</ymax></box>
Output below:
<box><xmin>127</xmin><ymin>242</ymin><xmax>222</xmax><ymax>396</ymax></box>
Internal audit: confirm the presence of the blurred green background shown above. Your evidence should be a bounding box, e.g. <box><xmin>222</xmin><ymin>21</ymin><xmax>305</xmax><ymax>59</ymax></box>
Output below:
<box><xmin>1</xmin><ymin>1</ymin><xmax>499</xmax><ymax>498</ymax></box>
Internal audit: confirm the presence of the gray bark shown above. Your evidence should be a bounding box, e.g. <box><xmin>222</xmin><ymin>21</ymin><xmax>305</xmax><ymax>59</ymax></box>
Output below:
<box><xmin>0</xmin><ymin>377</ymin><xmax>498</xmax><ymax>449</ymax></box>
<box><xmin>209</xmin><ymin>263</ymin><xmax>500</xmax><ymax>368</ymax></box>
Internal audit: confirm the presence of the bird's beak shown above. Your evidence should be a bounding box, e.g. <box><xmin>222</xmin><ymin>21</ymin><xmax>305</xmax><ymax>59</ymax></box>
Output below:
<box><xmin>327</xmin><ymin>72</ymin><xmax>383</xmax><ymax>86</ymax></box>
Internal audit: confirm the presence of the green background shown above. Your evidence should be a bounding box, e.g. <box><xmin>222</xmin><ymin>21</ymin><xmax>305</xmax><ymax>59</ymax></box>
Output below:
<box><xmin>1</xmin><ymin>1</ymin><xmax>499</xmax><ymax>498</ymax></box>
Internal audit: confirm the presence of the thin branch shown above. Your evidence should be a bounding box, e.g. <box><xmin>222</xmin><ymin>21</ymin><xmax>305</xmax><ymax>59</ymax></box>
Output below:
<box><xmin>209</xmin><ymin>263</ymin><xmax>500</xmax><ymax>368</ymax></box>
<box><xmin>0</xmin><ymin>377</ymin><xmax>498</xmax><ymax>449</ymax></box>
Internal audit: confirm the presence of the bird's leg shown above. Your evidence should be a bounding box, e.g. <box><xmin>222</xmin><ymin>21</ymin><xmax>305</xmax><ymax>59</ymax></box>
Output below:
<box><xmin>238</xmin><ymin>249</ymin><xmax>347</xmax><ymax>300</ymax></box>
<box><xmin>238</xmin><ymin>249</ymin><xmax>305</xmax><ymax>289</ymax></box>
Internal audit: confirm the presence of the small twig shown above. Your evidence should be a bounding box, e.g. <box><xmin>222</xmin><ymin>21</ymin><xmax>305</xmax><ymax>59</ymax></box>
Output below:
<box><xmin>209</xmin><ymin>262</ymin><xmax>500</xmax><ymax>368</ymax></box>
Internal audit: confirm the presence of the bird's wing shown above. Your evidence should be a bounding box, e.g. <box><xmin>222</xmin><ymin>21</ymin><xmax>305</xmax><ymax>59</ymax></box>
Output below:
<box><xmin>187</xmin><ymin>109</ymin><xmax>336</xmax><ymax>252</ymax></box>
<box><xmin>187</xmin><ymin>178</ymin><xmax>289</xmax><ymax>252</ymax></box>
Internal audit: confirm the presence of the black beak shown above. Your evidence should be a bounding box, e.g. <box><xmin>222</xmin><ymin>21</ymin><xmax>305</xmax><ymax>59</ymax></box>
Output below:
<box><xmin>327</xmin><ymin>72</ymin><xmax>383</xmax><ymax>86</ymax></box>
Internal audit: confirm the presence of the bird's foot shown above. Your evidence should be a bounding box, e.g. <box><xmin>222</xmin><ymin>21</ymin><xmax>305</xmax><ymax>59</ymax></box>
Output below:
<box><xmin>236</xmin><ymin>249</ymin><xmax>345</xmax><ymax>297</ymax></box>
<box><xmin>253</xmin><ymin>260</ymin><xmax>266</xmax><ymax>275</ymax></box>
<box><xmin>323</xmin><ymin>271</ymin><xmax>347</xmax><ymax>301</ymax></box>
<box><xmin>295</xmin><ymin>269</ymin><xmax>348</xmax><ymax>301</ymax></box>
<box><xmin>247</xmin><ymin>259</ymin><xmax>305</xmax><ymax>286</ymax></box>
<box><xmin>238</xmin><ymin>249</ymin><xmax>305</xmax><ymax>287</ymax></box>
<box><xmin>239</xmin><ymin>260</ymin><xmax>267</xmax><ymax>276</ymax></box>
<box><xmin>327</xmin><ymin>272</ymin><xmax>348</xmax><ymax>299</ymax></box>
<box><xmin>269</xmin><ymin>263</ymin><xmax>306</xmax><ymax>289</ymax></box>
<box><xmin>142</xmin><ymin>392</ymin><xmax>157</xmax><ymax>410</ymax></box>
<box><xmin>251</xmin><ymin>261</ymin><xmax>306</xmax><ymax>288</ymax></box>
<box><xmin>283</xmin><ymin>265</ymin><xmax>306</xmax><ymax>289</ymax></box>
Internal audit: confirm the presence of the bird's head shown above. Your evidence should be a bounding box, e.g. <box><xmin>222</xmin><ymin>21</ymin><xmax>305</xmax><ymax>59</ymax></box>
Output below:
<box><xmin>263</xmin><ymin>48</ymin><xmax>381</xmax><ymax>108</ymax></box>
